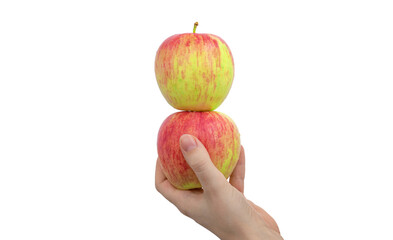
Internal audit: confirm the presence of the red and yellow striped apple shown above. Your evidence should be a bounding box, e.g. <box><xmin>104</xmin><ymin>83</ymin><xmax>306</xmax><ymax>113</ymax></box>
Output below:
<box><xmin>155</xmin><ymin>22</ymin><xmax>235</xmax><ymax>111</ymax></box>
<box><xmin>157</xmin><ymin>111</ymin><xmax>241</xmax><ymax>189</ymax></box>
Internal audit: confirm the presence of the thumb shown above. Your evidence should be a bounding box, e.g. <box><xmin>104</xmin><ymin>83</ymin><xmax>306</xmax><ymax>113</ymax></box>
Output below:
<box><xmin>179</xmin><ymin>134</ymin><xmax>227</xmax><ymax>191</ymax></box>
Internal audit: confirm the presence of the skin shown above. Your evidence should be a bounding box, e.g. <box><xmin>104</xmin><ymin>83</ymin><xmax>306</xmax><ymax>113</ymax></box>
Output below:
<box><xmin>155</xmin><ymin>134</ymin><xmax>283</xmax><ymax>240</ymax></box>
<box><xmin>155</xmin><ymin>33</ymin><xmax>234</xmax><ymax>111</ymax></box>
<box><xmin>157</xmin><ymin>111</ymin><xmax>240</xmax><ymax>189</ymax></box>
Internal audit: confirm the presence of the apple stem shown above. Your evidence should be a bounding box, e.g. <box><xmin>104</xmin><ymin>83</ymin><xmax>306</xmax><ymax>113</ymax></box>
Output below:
<box><xmin>193</xmin><ymin>22</ymin><xmax>198</xmax><ymax>33</ymax></box>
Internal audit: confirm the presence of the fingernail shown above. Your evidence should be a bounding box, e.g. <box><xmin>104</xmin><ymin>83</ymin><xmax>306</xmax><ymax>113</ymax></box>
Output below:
<box><xmin>180</xmin><ymin>134</ymin><xmax>197</xmax><ymax>153</ymax></box>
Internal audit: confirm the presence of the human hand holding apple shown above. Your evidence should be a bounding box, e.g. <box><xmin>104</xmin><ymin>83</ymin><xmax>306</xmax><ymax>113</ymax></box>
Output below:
<box><xmin>154</xmin><ymin>22</ymin><xmax>283</xmax><ymax>239</ymax></box>
<box><xmin>155</xmin><ymin>137</ymin><xmax>282</xmax><ymax>240</ymax></box>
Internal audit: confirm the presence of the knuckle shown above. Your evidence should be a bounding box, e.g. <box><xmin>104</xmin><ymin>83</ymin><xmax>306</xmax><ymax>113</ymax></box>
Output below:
<box><xmin>191</xmin><ymin>159</ymin><xmax>210</xmax><ymax>174</ymax></box>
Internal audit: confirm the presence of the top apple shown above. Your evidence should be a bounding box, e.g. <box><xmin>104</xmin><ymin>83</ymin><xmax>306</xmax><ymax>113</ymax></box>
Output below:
<box><xmin>155</xmin><ymin>22</ymin><xmax>234</xmax><ymax>111</ymax></box>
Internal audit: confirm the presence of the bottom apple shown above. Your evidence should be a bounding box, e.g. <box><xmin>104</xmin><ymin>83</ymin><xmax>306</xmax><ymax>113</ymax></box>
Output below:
<box><xmin>157</xmin><ymin>111</ymin><xmax>241</xmax><ymax>189</ymax></box>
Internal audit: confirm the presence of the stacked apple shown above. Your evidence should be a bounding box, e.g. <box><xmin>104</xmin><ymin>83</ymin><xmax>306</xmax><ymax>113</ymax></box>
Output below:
<box><xmin>155</xmin><ymin>23</ymin><xmax>241</xmax><ymax>189</ymax></box>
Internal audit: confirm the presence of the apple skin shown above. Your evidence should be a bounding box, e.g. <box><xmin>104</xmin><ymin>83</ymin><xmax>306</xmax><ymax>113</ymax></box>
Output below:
<box><xmin>157</xmin><ymin>111</ymin><xmax>241</xmax><ymax>189</ymax></box>
<box><xmin>155</xmin><ymin>33</ymin><xmax>234</xmax><ymax>111</ymax></box>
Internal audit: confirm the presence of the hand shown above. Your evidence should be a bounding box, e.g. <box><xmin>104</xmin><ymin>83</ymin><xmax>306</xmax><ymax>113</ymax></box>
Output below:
<box><xmin>155</xmin><ymin>134</ymin><xmax>283</xmax><ymax>240</ymax></box>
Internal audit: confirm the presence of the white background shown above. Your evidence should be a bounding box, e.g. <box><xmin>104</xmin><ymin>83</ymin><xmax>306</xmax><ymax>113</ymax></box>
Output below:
<box><xmin>1</xmin><ymin>0</ymin><xmax>392</xmax><ymax>239</ymax></box>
